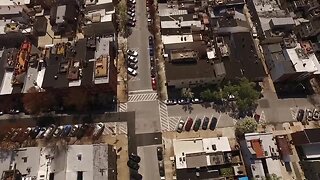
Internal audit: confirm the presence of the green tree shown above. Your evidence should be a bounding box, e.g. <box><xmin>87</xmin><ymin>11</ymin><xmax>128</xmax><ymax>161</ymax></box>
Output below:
<box><xmin>181</xmin><ymin>88</ymin><xmax>194</xmax><ymax>99</ymax></box>
<box><xmin>200</xmin><ymin>89</ymin><xmax>213</xmax><ymax>101</ymax></box>
<box><xmin>63</xmin><ymin>88</ymin><xmax>89</xmax><ymax>112</ymax></box>
<box><xmin>236</xmin><ymin>78</ymin><xmax>259</xmax><ymax>112</ymax></box>
<box><xmin>235</xmin><ymin>118</ymin><xmax>258</xmax><ymax>137</ymax></box>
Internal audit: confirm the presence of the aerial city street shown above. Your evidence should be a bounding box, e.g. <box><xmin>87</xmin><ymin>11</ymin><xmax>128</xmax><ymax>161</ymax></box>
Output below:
<box><xmin>0</xmin><ymin>0</ymin><xmax>319</xmax><ymax>179</ymax></box>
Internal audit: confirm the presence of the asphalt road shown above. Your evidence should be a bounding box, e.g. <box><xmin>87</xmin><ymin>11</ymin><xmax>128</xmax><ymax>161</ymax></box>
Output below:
<box><xmin>138</xmin><ymin>145</ymin><xmax>161</xmax><ymax>180</ymax></box>
<box><xmin>127</xmin><ymin>101</ymin><xmax>161</xmax><ymax>134</ymax></box>
<box><xmin>127</xmin><ymin>0</ymin><xmax>152</xmax><ymax>91</ymax></box>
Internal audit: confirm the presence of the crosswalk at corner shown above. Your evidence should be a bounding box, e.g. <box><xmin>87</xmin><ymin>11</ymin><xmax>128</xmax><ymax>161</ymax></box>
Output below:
<box><xmin>159</xmin><ymin>101</ymin><xmax>169</xmax><ymax>131</ymax></box>
<box><xmin>168</xmin><ymin>116</ymin><xmax>182</xmax><ymax>131</ymax></box>
<box><xmin>128</xmin><ymin>93</ymin><xmax>158</xmax><ymax>102</ymax></box>
<box><xmin>119</xmin><ymin>103</ymin><xmax>127</xmax><ymax>112</ymax></box>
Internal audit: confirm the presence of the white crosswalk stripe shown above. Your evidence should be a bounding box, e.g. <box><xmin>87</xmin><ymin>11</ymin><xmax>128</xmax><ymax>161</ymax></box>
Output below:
<box><xmin>168</xmin><ymin>116</ymin><xmax>182</xmax><ymax>131</ymax></box>
<box><xmin>290</xmin><ymin>107</ymin><xmax>298</xmax><ymax>120</ymax></box>
<box><xmin>159</xmin><ymin>101</ymin><xmax>169</xmax><ymax>131</ymax></box>
<box><xmin>103</xmin><ymin>122</ymin><xmax>116</xmax><ymax>135</ymax></box>
<box><xmin>119</xmin><ymin>103</ymin><xmax>127</xmax><ymax>112</ymax></box>
<box><xmin>128</xmin><ymin>93</ymin><xmax>158</xmax><ymax>102</ymax></box>
<box><xmin>118</xmin><ymin>122</ymin><xmax>128</xmax><ymax>134</ymax></box>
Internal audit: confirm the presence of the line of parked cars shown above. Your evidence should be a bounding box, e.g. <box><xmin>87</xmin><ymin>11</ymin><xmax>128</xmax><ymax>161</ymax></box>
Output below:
<box><xmin>127</xmin><ymin>49</ymin><xmax>138</xmax><ymax>76</ymax></box>
<box><xmin>166</xmin><ymin>98</ymin><xmax>203</xmax><ymax>106</ymax></box>
<box><xmin>127</xmin><ymin>0</ymin><xmax>136</xmax><ymax>27</ymax></box>
<box><xmin>177</xmin><ymin>116</ymin><xmax>217</xmax><ymax>133</ymax></box>
<box><xmin>3</xmin><ymin>123</ymin><xmax>106</xmax><ymax>143</ymax></box>
<box><xmin>157</xmin><ymin>146</ymin><xmax>165</xmax><ymax>179</ymax></box>
<box><xmin>127</xmin><ymin>153</ymin><xmax>142</xmax><ymax>180</ymax></box>
<box><xmin>146</xmin><ymin>0</ymin><xmax>152</xmax><ymax>25</ymax></box>
<box><xmin>149</xmin><ymin>35</ymin><xmax>157</xmax><ymax>90</ymax></box>
<box><xmin>297</xmin><ymin>108</ymin><xmax>320</xmax><ymax>122</ymax></box>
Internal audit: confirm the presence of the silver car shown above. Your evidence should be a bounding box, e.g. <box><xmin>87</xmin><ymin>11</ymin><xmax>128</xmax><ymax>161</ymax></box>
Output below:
<box><xmin>176</xmin><ymin>119</ymin><xmax>185</xmax><ymax>133</ymax></box>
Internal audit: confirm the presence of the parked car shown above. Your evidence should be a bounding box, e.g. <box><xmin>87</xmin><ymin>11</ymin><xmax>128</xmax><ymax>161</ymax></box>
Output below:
<box><xmin>128</xmin><ymin>67</ymin><xmax>138</xmax><ymax>76</ymax></box>
<box><xmin>128</xmin><ymin>16</ymin><xmax>136</xmax><ymax>22</ymax></box>
<box><xmin>185</xmin><ymin>117</ymin><xmax>193</xmax><ymax>131</ymax></box>
<box><xmin>178</xmin><ymin>99</ymin><xmax>190</xmax><ymax>105</ymax></box>
<box><xmin>193</xmin><ymin>118</ymin><xmax>202</xmax><ymax>131</ymax></box>
<box><xmin>151</xmin><ymin>78</ymin><xmax>157</xmax><ymax>90</ymax></box>
<box><xmin>61</xmin><ymin>125</ymin><xmax>72</xmax><ymax>137</ymax></box>
<box><xmin>76</xmin><ymin>124</ymin><xmax>89</xmax><ymax>139</ymax></box>
<box><xmin>127</xmin><ymin>21</ymin><xmax>136</xmax><ymax>27</ymax></box>
<box><xmin>92</xmin><ymin>123</ymin><xmax>105</xmax><ymax>140</ymax></box>
<box><xmin>166</xmin><ymin>99</ymin><xmax>177</xmax><ymax>106</ymax></box>
<box><xmin>68</xmin><ymin>125</ymin><xmax>80</xmax><ymax>137</ymax></box>
<box><xmin>313</xmin><ymin>109</ymin><xmax>320</xmax><ymax>120</ymax></box>
<box><xmin>159</xmin><ymin>160</ymin><xmax>165</xmax><ymax>177</ymax></box>
<box><xmin>306</xmin><ymin>109</ymin><xmax>313</xmax><ymax>120</ymax></box>
<box><xmin>30</xmin><ymin>127</ymin><xmax>41</xmax><ymax>139</ymax></box>
<box><xmin>149</xmin><ymin>36</ymin><xmax>154</xmax><ymax>46</ymax></box>
<box><xmin>128</xmin><ymin>56</ymin><xmax>138</xmax><ymax>63</ymax></box>
<box><xmin>157</xmin><ymin>146</ymin><xmax>163</xmax><ymax>161</ymax></box>
<box><xmin>127</xmin><ymin>159</ymin><xmax>139</xmax><ymax>170</ymax></box>
<box><xmin>297</xmin><ymin>109</ymin><xmax>304</xmax><ymax>121</ymax></box>
<box><xmin>127</xmin><ymin>11</ymin><xmax>135</xmax><ymax>17</ymax></box>
<box><xmin>128</xmin><ymin>62</ymin><xmax>138</xmax><ymax>70</ymax></box>
<box><xmin>53</xmin><ymin>126</ymin><xmax>63</xmax><ymax>138</ymax></box>
<box><xmin>129</xmin><ymin>153</ymin><xmax>141</xmax><ymax>163</ymax></box>
<box><xmin>191</xmin><ymin>98</ymin><xmax>203</xmax><ymax>104</ymax></box>
<box><xmin>127</xmin><ymin>49</ymin><xmax>138</xmax><ymax>57</ymax></box>
<box><xmin>128</xmin><ymin>7</ymin><xmax>135</xmax><ymax>13</ymax></box>
<box><xmin>149</xmin><ymin>48</ymin><xmax>154</xmax><ymax>56</ymax></box>
<box><xmin>10</xmin><ymin>128</ymin><xmax>23</xmax><ymax>142</ymax></box>
<box><xmin>130</xmin><ymin>171</ymin><xmax>142</xmax><ymax>180</ymax></box>
<box><xmin>18</xmin><ymin>127</ymin><xmax>32</xmax><ymax>142</ymax></box>
<box><xmin>209</xmin><ymin>117</ymin><xmax>217</xmax><ymax>130</ymax></box>
<box><xmin>128</xmin><ymin>0</ymin><xmax>136</xmax><ymax>4</ymax></box>
<box><xmin>150</xmin><ymin>56</ymin><xmax>154</xmax><ymax>62</ymax></box>
<box><xmin>176</xmin><ymin>119</ymin><xmax>185</xmax><ymax>133</ymax></box>
<box><xmin>36</xmin><ymin>127</ymin><xmax>47</xmax><ymax>139</ymax></box>
<box><xmin>202</xmin><ymin>117</ymin><xmax>210</xmax><ymax>130</ymax></box>
<box><xmin>43</xmin><ymin>124</ymin><xmax>56</xmax><ymax>139</ymax></box>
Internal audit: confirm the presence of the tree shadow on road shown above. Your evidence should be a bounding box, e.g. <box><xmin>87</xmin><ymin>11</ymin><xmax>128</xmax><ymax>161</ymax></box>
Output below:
<box><xmin>201</xmin><ymin>102</ymin><xmax>212</xmax><ymax>109</ymax></box>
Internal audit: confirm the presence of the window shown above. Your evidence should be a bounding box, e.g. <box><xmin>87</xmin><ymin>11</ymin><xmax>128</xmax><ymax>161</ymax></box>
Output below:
<box><xmin>22</xmin><ymin>157</ymin><xmax>27</xmax><ymax>163</ymax></box>
<box><xmin>77</xmin><ymin>171</ymin><xmax>83</xmax><ymax>180</ymax></box>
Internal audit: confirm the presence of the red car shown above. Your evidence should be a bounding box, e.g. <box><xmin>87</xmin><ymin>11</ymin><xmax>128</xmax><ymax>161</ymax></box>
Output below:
<box><xmin>184</xmin><ymin>117</ymin><xmax>193</xmax><ymax>131</ymax></box>
<box><xmin>151</xmin><ymin>78</ymin><xmax>157</xmax><ymax>90</ymax></box>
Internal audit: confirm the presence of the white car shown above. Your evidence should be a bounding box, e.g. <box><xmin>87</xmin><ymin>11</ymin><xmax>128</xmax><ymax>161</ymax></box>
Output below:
<box><xmin>127</xmin><ymin>11</ymin><xmax>135</xmax><ymax>17</ymax></box>
<box><xmin>176</xmin><ymin>119</ymin><xmax>185</xmax><ymax>133</ymax></box>
<box><xmin>128</xmin><ymin>56</ymin><xmax>138</xmax><ymax>63</ymax></box>
<box><xmin>127</xmin><ymin>49</ymin><xmax>138</xmax><ymax>57</ymax></box>
<box><xmin>129</xmin><ymin>0</ymin><xmax>136</xmax><ymax>4</ymax></box>
<box><xmin>93</xmin><ymin>123</ymin><xmax>105</xmax><ymax>139</ymax></box>
<box><xmin>43</xmin><ymin>125</ymin><xmax>56</xmax><ymax>139</ymax></box>
<box><xmin>128</xmin><ymin>67</ymin><xmax>138</xmax><ymax>76</ymax></box>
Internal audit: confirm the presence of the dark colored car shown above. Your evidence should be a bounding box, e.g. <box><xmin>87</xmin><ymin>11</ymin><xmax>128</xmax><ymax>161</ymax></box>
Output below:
<box><xmin>159</xmin><ymin>160</ymin><xmax>165</xmax><ymax>177</ymax></box>
<box><xmin>68</xmin><ymin>125</ymin><xmax>80</xmax><ymax>137</ymax></box>
<box><xmin>76</xmin><ymin>124</ymin><xmax>89</xmax><ymax>139</ymax></box>
<box><xmin>127</xmin><ymin>159</ymin><xmax>140</xmax><ymax>170</ymax></box>
<box><xmin>129</xmin><ymin>153</ymin><xmax>141</xmax><ymax>163</ymax></box>
<box><xmin>127</xmin><ymin>21</ymin><xmax>136</xmax><ymax>27</ymax></box>
<box><xmin>85</xmin><ymin>124</ymin><xmax>95</xmax><ymax>137</ymax></box>
<box><xmin>157</xmin><ymin>146</ymin><xmax>163</xmax><ymax>161</ymax></box>
<box><xmin>297</xmin><ymin>109</ymin><xmax>304</xmax><ymax>121</ymax></box>
<box><xmin>61</xmin><ymin>125</ymin><xmax>72</xmax><ymax>137</ymax></box>
<box><xmin>193</xmin><ymin>118</ymin><xmax>202</xmax><ymax>131</ymax></box>
<box><xmin>209</xmin><ymin>117</ymin><xmax>217</xmax><ymax>130</ymax></box>
<box><xmin>149</xmin><ymin>48</ymin><xmax>154</xmax><ymax>56</ymax></box>
<box><xmin>149</xmin><ymin>36</ymin><xmax>154</xmax><ymax>46</ymax></box>
<box><xmin>185</xmin><ymin>117</ymin><xmax>193</xmax><ymax>131</ymax></box>
<box><xmin>130</xmin><ymin>171</ymin><xmax>142</xmax><ymax>180</ymax></box>
<box><xmin>30</xmin><ymin>127</ymin><xmax>41</xmax><ymax>139</ymax></box>
<box><xmin>202</xmin><ymin>117</ymin><xmax>210</xmax><ymax>130</ymax></box>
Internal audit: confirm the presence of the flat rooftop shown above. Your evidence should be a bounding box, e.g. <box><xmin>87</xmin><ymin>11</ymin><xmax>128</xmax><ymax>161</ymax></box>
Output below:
<box><xmin>161</xmin><ymin>35</ymin><xmax>194</xmax><ymax>44</ymax></box>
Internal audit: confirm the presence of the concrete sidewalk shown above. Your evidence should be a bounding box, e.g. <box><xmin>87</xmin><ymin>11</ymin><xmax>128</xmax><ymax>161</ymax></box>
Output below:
<box><xmin>117</xmin><ymin>36</ymin><xmax>128</xmax><ymax>103</ymax></box>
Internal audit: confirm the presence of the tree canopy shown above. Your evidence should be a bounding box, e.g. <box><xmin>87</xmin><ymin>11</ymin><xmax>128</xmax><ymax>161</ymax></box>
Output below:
<box><xmin>181</xmin><ymin>88</ymin><xmax>194</xmax><ymax>99</ymax></box>
<box><xmin>235</xmin><ymin>118</ymin><xmax>258</xmax><ymax>137</ymax></box>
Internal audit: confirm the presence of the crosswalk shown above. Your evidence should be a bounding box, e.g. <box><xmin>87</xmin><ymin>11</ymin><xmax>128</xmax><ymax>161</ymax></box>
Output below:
<box><xmin>290</xmin><ymin>107</ymin><xmax>298</xmax><ymax>120</ymax></box>
<box><xmin>128</xmin><ymin>93</ymin><xmax>158</xmax><ymax>102</ymax></box>
<box><xmin>159</xmin><ymin>101</ymin><xmax>169</xmax><ymax>131</ymax></box>
<box><xmin>103</xmin><ymin>122</ymin><xmax>127</xmax><ymax>135</ymax></box>
<box><xmin>119</xmin><ymin>103</ymin><xmax>127</xmax><ymax>112</ymax></box>
<box><xmin>168</xmin><ymin>116</ymin><xmax>182</xmax><ymax>131</ymax></box>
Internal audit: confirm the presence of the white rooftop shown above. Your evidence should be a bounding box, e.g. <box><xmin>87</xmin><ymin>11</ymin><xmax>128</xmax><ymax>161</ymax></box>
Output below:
<box><xmin>0</xmin><ymin>71</ymin><xmax>13</xmax><ymax>95</ymax></box>
<box><xmin>203</xmin><ymin>137</ymin><xmax>231</xmax><ymax>153</ymax></box>
<box><xmin>207</xmin><ymin>49</ymin><xmax>216</xmax><ymax>59</ymax></box>
<box><xmin>0</xmin><ymin>0</ymin><xmax>30</xmax><ymax>6</ymax></box>
<box><xmin>173</xmin><ymin>137</ymin><xmax>231</xmax><ymax>169</ymax></box>
<box><xmin>284</xmin><ymin>44</ymin><xmax>319</xmax><ymax>73</ymax></box>
<box><xmin>161</xmin><ymin>35</ymin><xmax>193</xmax><ymax>44</ymax></box>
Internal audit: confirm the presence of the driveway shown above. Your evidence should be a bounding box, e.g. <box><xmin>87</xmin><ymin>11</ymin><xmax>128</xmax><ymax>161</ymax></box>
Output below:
<box><xmin>127</xmin><ymin>0</ymin><xmax>152</xmax><ymax>91</ymax></box>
